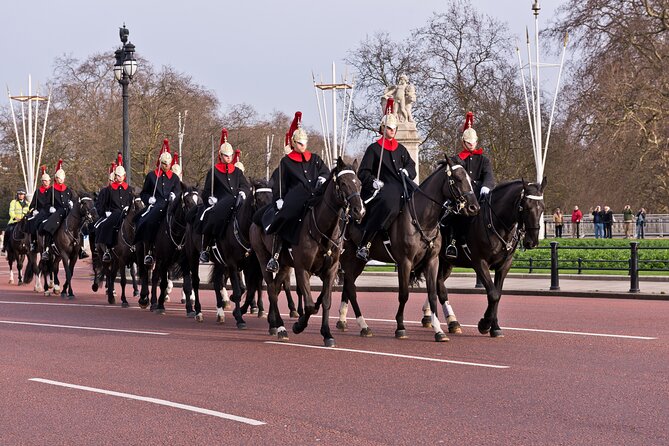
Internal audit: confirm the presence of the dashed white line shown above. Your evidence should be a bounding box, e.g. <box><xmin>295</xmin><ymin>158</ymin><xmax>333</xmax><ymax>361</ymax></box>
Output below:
<box><xmin>0</xmin><ymin>320</ymin><xmax>169</xmax><ymax>336</ymax></box>
<box><xmin>265</xmin><ymin>341</ymin><xmax>509</xmax><ymax>369</ymax></box>
<box><xmin>29</xmin><ymin>378</ymin><xmax>265</xmax><ymax>425</ymax></box>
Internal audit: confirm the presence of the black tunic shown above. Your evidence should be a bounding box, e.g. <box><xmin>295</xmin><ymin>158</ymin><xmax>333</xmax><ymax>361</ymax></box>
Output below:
<box><xmin>95</xmin><ymin>182</ymin><xmax>133</xmax><ymax>246</ymax></box>
<box><xmin>39</xmin><ymin>184</ymin><xmax>74</xmax><ymax>236</ymax></box>
<box><xmin>195</xmin><ymin>163</ymin><xmax>251</xmax><ymax>236</ymax></box>
<box><xmin>357</xmin><ymin>138</ymin><xmax>417</xmax><ymax>233</ymax></box>
<box><xmin>134</xmin><ymin>169</ymin><xmax>182</xmax><ymax>244</ymax></box>
<box><xmin>27</xmin><ymin>186</ymin><xmax>52</xmax><ymax>234</ymax></box>
<box><xmin>451</xmin><ymin>151</ymin><xmax>495</xmax><ymax>197</ymax></box>
<box><xmin>263</xmin><ymin>150</ymin><xmax>329</xmax><ymax>244</ymax></box>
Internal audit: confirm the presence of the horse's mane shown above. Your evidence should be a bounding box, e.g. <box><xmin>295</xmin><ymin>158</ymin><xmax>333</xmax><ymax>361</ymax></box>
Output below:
<box><xmin>251</xmin><ymin>178</ymin><xmax>270</xmax><ymax>189</ymax></box>
<box><xmin>492</xmin><ymin>179</ymin><xmax>523</xmax><ymax>193</ymax></box>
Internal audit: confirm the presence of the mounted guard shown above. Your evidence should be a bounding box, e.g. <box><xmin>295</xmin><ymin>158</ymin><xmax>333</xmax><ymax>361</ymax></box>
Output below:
<box><xmin>97</xmin><ymin>153</ymin><xmax>133</xmax><ymax>263</ymax></box>
<box><xmin>135</xmin><ymin>139</ymin><xmax>182</xmax><ymax>266</ymax></box>
<box><xmin>26</xmin><ymin>166</ymin><xmax>52</xmax><ymax>252</ymax></box>
<box><xmin>38</xmin><ymin>160</ymin><xmax>74</xmax><ymax>256</ymax></box>
<box><xmin>355</xmin><ymin>98</ymin><xmax>418</xmax><ymax>261</ymax></box>
<box><xmin>196</xmin><ymin>128</ymin><xmax>251</xmax><ymax>263</ymax></box>
<box><xmin>261</xmin><ymin>111</ymin><xmax>329</xmax><ymax>272</ymax></box>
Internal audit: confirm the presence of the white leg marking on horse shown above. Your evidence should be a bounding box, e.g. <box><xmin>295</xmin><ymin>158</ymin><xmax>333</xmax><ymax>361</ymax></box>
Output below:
<box><xmin>222</xmin><ymin>287</ymin><xmax>230</xmax><ymax>301</ymax></box>
<box><xmin>442</xmin><ymin>302</ymin><xmax>455</xmax><ymax>318</ymax></box>
<box><xmin>338</xmin><ymin>301</ymin><xmax>348</xmax><ymax>322</ymax></box>
<box><xmin>431</xmin><ymin>314</ymin><xmax>443</xmax><ymax>334</ymax></box>
<box><xmin>356</xmin><ymin>316</ymin><xmax>368</xmax><ymax>330</ymax></box>
<box><xmin>166</xmin><ymin>279</ymin><xmax>173</xmax><ymax>294</ymax></box>
<box><xmin>29</xmin><ymin>378</ymin><xmax>265</xmax><ymax>425</ymax></box>
<box><xmin>277</xmin><ymin>326</ymin><xmax>287</xmax><ymax>334</ymax></box>
<box><xmin>216</xmin><ymin>307</ymin><xmax>225</xmax><ymax>320</ymax></box>
<box><xmin>422</xmin><ymin>297</ymin><xmax>432</xmax><ymax>316</ymax></box>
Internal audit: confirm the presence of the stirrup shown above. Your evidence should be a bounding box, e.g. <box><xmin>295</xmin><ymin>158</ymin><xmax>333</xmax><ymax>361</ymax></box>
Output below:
<box><xmin>445</xmin><ymin>243</ymin><xmax>458</xmax><ymax>260</ymax></box>
<box><xmin>356</xmin><ymin>245</ymin><xmax>370</xmax><ymax>261</ymax></box>
<box><xmin>102</xmin><ymin>250</ymin><xmax>112</xmax><ymax>263</ymax></box>
<box><xmin>199</xmin><ymin>250</ymin><xmax>210</xmax><ymax>263</ymax></box>
<box><xmin>144</xmin><ymin>254</ymin><xmax>154</xmax><ymax>266</ymax></box>
<box><xmin>266</xmin><ymin>257</ymin><xmax>279</xmax><ymax>273</ymax></box>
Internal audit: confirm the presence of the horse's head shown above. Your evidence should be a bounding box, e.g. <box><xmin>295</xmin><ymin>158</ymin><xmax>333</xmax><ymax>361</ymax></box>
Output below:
<box><xmin>519</xmin><ymin>178</ymin><xmax>546</xmax><ymax>249</ymax></box>
<box><xmin>127</xmin><ymin>197</ymin><xmax>145</xmax><ymax>218</ymax></box>
<box><xmin>331</xmin><ymin>157</ymin><xmax>365</xmax><ymax>223</ymax></box>
<box><xmin>444</xmin><ymin>157</ymin><xmax>479</xmax><ymax>217</ymax></box>
<box><xmin>182</xmin><ymin>187</ymin><xmax>202</xmax><ymax>212</ymax></box>
<box><xmin>252</xmin><ymin>179</ymin><xmax>273</xmax><ymax>210</ymax></box>
<box><xmin>78</xmin><ymin>195</ymin><xmax>98</xmax><ymax>224</ymax></box>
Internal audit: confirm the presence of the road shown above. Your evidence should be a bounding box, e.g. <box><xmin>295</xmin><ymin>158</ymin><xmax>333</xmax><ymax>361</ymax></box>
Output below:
<box><xmin>0</xmin><ymin>260</ymin><xmax>667</xmax><ymax>445</ymax></box>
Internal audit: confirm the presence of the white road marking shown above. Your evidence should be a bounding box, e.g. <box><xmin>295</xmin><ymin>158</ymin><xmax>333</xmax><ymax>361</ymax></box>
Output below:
<box><xmin>0</xmin><ymin>320</ymin><xmax>168</xmax><ymax>336</ymax></box>
<box><xmin>0</xmin><ymin>300</ymin><xmax>112</xmax><ymax>308</ymax></box>
<box><xmin>265</xmin><ymin>341</ymin><xmax>509</xmax><ymax>369</ymax></box>
<box><xmin>29</xmin><ymin>378</ymin><xmax>265</xmax><ymax>425</ymax></box>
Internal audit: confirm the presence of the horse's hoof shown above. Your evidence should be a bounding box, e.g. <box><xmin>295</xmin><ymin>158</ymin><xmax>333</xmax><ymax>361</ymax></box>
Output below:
<box><xmin>250</xmin><ymin>306</ymin><xmax>258</xmax><ymax>314</ymax></box>
<box><xmin>336</xmin><ymin>320</ymin><xmax>348</xmax><ymax>331</ymax></box>
<box><xmin>216</xmin><ymin>315</ymin><xmax>224</xmax><ymax>324</ymax></box>
<box><xmin>43</xmin><ymin>291</ymin><xmax>50</xmax><ymax>296</ymax></box>
<box><xmin>395</xmin><ymin>329</ymin><xmax>408</xmax><ymax>339</ymax></box>
<box><xmin>121</xmin><ymin>301</ymin><xmax>130</xmax><ymax>308</ymax></box>
<box><xmin>164</xmin><ymin>295</ymin><xmax>170</xmax><ymax>302</ymax></box>
<box><xmin>149</xmin><ymin>304</ymin><xmax>157</xmax><ymax>312</ymax></box>
<box><xmin>91</xmin><ymin>283</ymin><xmax>98</xmax><ymax>292</ymax></box>
<box><xmin>435</xmin><ymin>332</ymin><xmax>450</xmax><ymax>342</ymax></box>
<box><xmin>290</xmin><ymin>310</ymin><xmax>299</xmax><ymax>319</ymax></box>
<box><xmin>324</xmin><ymin>338</ymin><xmax>336</xmax><ymax>348</ymax></box>
<box><xmin>133</xmin><ymin>291</ymin><xmax>139</xmax><ymax>298</ymax></box>
<box><xmin>448</xmin><ymin>321</ymin><xmax>462</xmax><ymax>334</ymax></box>
<box><xmin>490</xmin><ymin>329</ymin><xmax>504</xmax><ymax>338</ymax></box>
<box><xmin>421</xmin><ymin>316</ymin><xmax>432</xmax><ymax>328</ymax></box>
<box><xmin>269</xmin><ymin>327</ymin><xmax>278</xmax><ymax>336</ymax></box>
<box><xmin>53</xmin><ymin>285</ymin><xmax>60</xmax><ymax>293</ymax></box>
<box><xmin>195</xmin><ymin>313</ymin><xmax>204</xmax><ymax>322</ymax></box>
<box><xmin>138</xmin><ymin>300</ymin><xmax>149</xmax><ymax>309</ymax></box>
<box><xmin>477</xmin><ymin>318</ymin><xmax>491</xmax><ymax>335</ymax></box>
<box><xmin>292</xmin><ymin>322</ymin><xmax>305</xmax><ymax>334</ymax></box>
<box><xmin>68</xmin><ymin>294</ymin><xmax>75</xmax><ymax>300</ymax></box>
<box><xmin>8</xmin><ymin>279</ymin><xmax>14</xmax><ymax>285</ymax></box>
<box><xmin>180</xmin><ymin>298</ymin><xmax>186</xmax><ymax>304</ymax></box>
<box><xmin>360</xmin><ymin>327</ymin><xmax>373</xmax><ymax>337</ymax></box>
<box><xmin>108</xmin><ymin>298</ymin><xmax>116</xmax><ymax>305</ymax></box>
<box><xmin>277</xmin><ymin>330</ymin><xmax>289</xmax><ymax>341</ymax></box>
<box><xmin>223</xmin><ymin>301</ymin><xmax>232</xmax><ymax>310</ymax></box>
<box><xmin>155</xmin><ymin>308</ymin><xmax>165</xmax><ymax>315</ymax></box>
<box><xmin>60</xmin><ymin>291</ymin><xmax>67</xmax><ymax>299</ymax></box>
<box><xmin>237</xmin><ymin>322</ymin><xmax>247</xmax><ymax>330</ymax></box>
<box><xmin>257</xmin><ymin>311</ymin><xmax>266</xmax><ymax>319</ymax></box>
<box><xmin>186</xmin><ymin>311</ymin><xmax>196</xmax><ymax>318</ymax></box>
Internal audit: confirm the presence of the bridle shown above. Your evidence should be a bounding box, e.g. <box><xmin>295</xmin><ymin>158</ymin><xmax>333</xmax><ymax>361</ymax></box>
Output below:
<box><xmin>232</xmin><ymin>186</ymin><xmax>273</xmax><ymax>255</ymax></box>
<box><xmin>485</xmin><ymin>184</ymin><xmax>544</xmax><ymax>253</ymax></box>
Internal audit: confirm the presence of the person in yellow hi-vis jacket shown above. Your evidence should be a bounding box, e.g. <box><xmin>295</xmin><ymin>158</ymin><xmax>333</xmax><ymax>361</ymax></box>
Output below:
<box><xmin>2</xmin><ymin>190</ymin><xmax>29</xmax><ymax>253</ymax></box>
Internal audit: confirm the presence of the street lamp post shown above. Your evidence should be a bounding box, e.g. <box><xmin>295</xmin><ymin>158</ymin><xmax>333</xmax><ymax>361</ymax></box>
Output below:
<box><xmin>114</xmin><ymin>25</ymin><xmax>138</xmax><ymax>186</ymax></box>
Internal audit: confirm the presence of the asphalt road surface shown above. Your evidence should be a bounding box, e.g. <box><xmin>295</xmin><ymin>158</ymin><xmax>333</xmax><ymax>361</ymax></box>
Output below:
<box><xmin>0</xmin><ymin>260</ymin><xmax>667</xmax><ymax>445</ymax></box>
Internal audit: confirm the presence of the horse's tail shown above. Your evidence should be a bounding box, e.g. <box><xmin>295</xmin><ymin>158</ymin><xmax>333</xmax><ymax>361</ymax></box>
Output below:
<box><xmin>409</xmin><ymin>257</ymin><xmax>430</xmax><ymax>288</ymax></box>
<box><xmin>23</xmin><ymin>256</ymin><xmax>35</xmax><ymax>284</ymax></box>
<box><xmin>169</xmin><ymin>262</ymin><xmax>184</xmax><ymax>281</ymax></box>
<box><xmin>209</xmin><ymin>260</ymin><xmax>223</xmax><ymax>284</ymax></box>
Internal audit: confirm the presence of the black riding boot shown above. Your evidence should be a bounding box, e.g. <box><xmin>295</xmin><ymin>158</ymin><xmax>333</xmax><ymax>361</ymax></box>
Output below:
<box><xmin>356</xmin><ymin>231</ymin><xmax>377</xmax><ymax>262</ymax></box>
<box><xmin>266</xmin><ymin>236</ymin><xmax>282</xmax><ymax>273</ymax></box>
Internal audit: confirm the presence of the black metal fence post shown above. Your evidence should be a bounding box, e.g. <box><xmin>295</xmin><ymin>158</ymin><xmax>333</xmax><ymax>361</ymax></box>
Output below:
<box><xmin>550</xmin><ymin>241</ymin><xmax>560</xmax><ymax>290</ymax></box>
<box><xmin>629</xmin><ymin>241</ymin><xmax>640</xmax><ymax>293</ymax></box>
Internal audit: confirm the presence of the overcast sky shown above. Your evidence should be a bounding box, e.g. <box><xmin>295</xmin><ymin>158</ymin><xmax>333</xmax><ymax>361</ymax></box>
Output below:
<box><xmin>3</xmin><ymin>0</ymin><xmax>564</xmax><ymax>131</ymax></box>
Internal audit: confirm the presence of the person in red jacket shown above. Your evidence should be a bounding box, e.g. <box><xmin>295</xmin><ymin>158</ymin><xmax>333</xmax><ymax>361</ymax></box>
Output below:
<box><xmin>571</xmin><ymin>205</ymin><xmax>583</xmax><ymax>238</ymax></box>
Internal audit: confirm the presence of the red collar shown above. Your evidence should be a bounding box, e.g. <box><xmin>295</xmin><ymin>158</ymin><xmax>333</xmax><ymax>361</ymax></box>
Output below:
<box><xmin>111</xmin><ymin>181</ymin><xmax>128</xmax><ymax>190</ymax></box>
<box><xmin>215</xmin><ymin>162</ymin><xmax>236</xmax><ymax>173</ymax></box>
<box><xmin>376</xmin><ymin>137</ymin><xmax>398</xmax><ymax>151</ymax></box>
<box><xmin>53</xmin><ymin>183</ymin><xmax>67</xmax><ymax>192</ymax></box>
<box><xmin>39</xmin><ymin>186</ymin><xmax>51</xmax><ymax>194</ymax></box>
<box><xmin>458</xmin><ymin>148</ymin><xmax>484</xmax><ymax>160</ymax></box>
<box><xmin>287</xmin><ymin>150</ymin><xmax>312</xmax><ymax>162</ymax></box>
<box><xmin>153</xmin><ymin>168</ymin><xmax>174</xmax><ymax>179</ymax></box>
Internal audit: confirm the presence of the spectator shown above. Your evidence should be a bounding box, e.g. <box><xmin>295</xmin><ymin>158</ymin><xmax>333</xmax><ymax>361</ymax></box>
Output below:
<box><xmin>592</xmin><ymin>205</ymin><xmax>604</xmax><ymax>239</ymax></box>
<box><xmin>603</xmin><ymin>205</ymin><xmax>614</xmax><ymax>238</ymax></box>
<box><xmin>571</xmin><ymin>205</ymin><xmax>583</xmax><ymax>238</ymax></box>
<box><xmin>623</xmin><ymin>205</ymin><xmax>635</xmax><ymax>238</ymax></box>
<box><xmin>553</xmin><ymin>207</ymin><xmax>564</xmax><ymax>238</ymax></box>
<box><xmin>636</xmin><ymin>208</ymin><xmax>647</xmax><ymax>239</ymax></box>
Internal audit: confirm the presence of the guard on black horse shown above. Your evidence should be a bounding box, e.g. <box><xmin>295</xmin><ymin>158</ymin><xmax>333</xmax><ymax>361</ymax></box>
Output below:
<box><xmin>97</xmin><ymin>153</ymin><xmax>133</xmax><ymax>263</ymax></box>
<box><xmin>356</xmin><ymin>98</ymin><xmax>418</xmax><ymax>261</ymax></box>
<box><xmin>134</xmin><ymin>139</ymin><xmax>182</xmax><ymax>266</ymax></box>
<box><xmin>195</xmin><ymin>128</ymin><xmax>250</xmax><ymax>263</ymax></box>
<box><xmin>38</xmin><ymin>160</ymin><xmax>74</xmax><ymax>257</ymax></box>
<box><xmin>261</xmin><ymin>111</ymin><xmax>329</xmax><ymax>273</ymax></box>
<box><xmin>443</xmin><ymin>111</ymin><xmax>495</xmax><ymax>259</ymax></box>
<box><xmin>25</xmin><ymin>167</ymin><xmax>52</xmax><ymax>253</ymax></box>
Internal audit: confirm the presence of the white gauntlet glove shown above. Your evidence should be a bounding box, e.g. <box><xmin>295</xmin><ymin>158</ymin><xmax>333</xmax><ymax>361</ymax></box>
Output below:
<box><xmin>239</xmin><ymin>191</ymin><xmax>246</xmax><ymax>200</ymax></box>
<box><xmin>480</xmin><ymin>186</ymin><xmax>490</xmax><ymax>197</ymax></box>
<box><xmin>105</xmin><ymin>211</ymin><xmax>111</xmax><ymax>217</ymax></box>
<box><xmin>208</xmin><ymin>196</ymin><xmax>218</xmax><ymax>206</ymax></box>
<box><xmin>372</xmin><ymin>179</ymin><xmax>384</xmax><ymax>191</ymax></box>
<box><xmin>49</xmin><ymin>206</ymin><xmax>56</xmax><ymax>214</ymax></box>
<box><xmin>169</xmin><ymin>192</ymin><xmax>176</xmax><ymax>201</ymax></box>
<box><xmin>68</xmin><ymin>200</ymin><xmax>74</xmax><ymax>208</ymax></box>
<box><xmin>317</xmin><ymin>176</ymin><xmax>326</xmax><ymax>186</ymax></box>
<box><xmin>276</xmin><ymin>199</ymin><xmax>284</xmax><ymax>210</ymax></box>
<box><xmin>399</xmin><ymin>168</ymin><xmax>409</xmax><ymax>177</ymax></box>
<box><xmin>33</xmin><ymin>209</ymin><xmax>39</xmax><ymax>216</ymax></box>
<box><xmin>148</xmin><ymin>197</ymin><xmax>156</xmax><ymax>205</ymax></box>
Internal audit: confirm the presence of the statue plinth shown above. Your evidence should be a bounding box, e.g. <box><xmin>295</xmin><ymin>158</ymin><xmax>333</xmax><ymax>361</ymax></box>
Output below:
<box><xmin>395</xmin><ymin>122</ymin><xmax>421</xmax><ymax>182</ymax></box>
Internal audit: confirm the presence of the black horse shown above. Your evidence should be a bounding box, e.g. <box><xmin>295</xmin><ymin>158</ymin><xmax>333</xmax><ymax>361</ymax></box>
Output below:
<box><xmin>92</xmin><ymin>197</ymin><xmax>145</xmax><ymax>307</ymax></box>
<box><xmin>4</xmin><ymin>219</ymin><xmax>30</xmax><ymax>285</ymax></box>
<box><xmin>250</xmin><ymin>158</ymin><xmax>365</xmax><ymax>347</ymax></box>
<box><xmin>136</xmin><ymin>186</ymin><xmax>196</xmax><ymax>313</ymax></box>
<box><xmin>24</xmin><ymin>195</ymin><xmax>98</xmax><ymax>298</ymax></box>
<box><xmin>420</xmin><ymin>178</ymin><xmax>546</xmax><ymax>337</ymax></box>
<box><xmin>338</xmin><ymin>158</ymin><xmax>479</xmax><ymax>342</ymax></box>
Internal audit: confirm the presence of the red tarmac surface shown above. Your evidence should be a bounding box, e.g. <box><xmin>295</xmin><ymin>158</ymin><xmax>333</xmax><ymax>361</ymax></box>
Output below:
<box><xmin>0</xmin><ymin>260</ymin><xmax>667</xmax><ymax>445</ymax></box>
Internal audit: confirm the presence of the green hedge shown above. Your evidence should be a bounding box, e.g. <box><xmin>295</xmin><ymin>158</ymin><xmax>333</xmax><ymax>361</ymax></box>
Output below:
<box><xmin>513</xmin><ymin>239</ymin><xmax>669</xmax><ymax>271</ymax></box>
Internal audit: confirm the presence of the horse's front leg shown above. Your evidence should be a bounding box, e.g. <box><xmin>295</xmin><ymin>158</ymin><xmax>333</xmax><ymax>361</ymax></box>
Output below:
<box><xmin>60</xmin><ymin>257</ymin><xmax>72</xmax><ymax>299</ymax></box>
<box><xmin>149</xmin><ymin>268</ymin><xmax>159</xmax><ymax>312</ymax></box>
<box><xmin>318</xmin><ymin>267</ymin><xmax>337</xmax><ymax>347</ymax></box>
<box><xmin>229</xmin><ymin>266</ymin><xmax>247</xmax><ymax>329</ymax></box>
<box><xmin>424</xmin><ymin>257</ymin><xmax>449</xmax><ymax>342</ymax></box>
<box><xmin>291</xmin><ymin>265</ymin><xmax>315</xmax><ymax>336</ymax></box>
<box><xmin>395</xmin><ymin>259</ymin><xmax>412</xmax><ymax>339</ymax></box>
<box><xmin>474</xmin><ymin>260</ymin><xmax>498</xmax><ymax>336</ymax></box>
<box><xmin>425</xmin><ymin>260</ymin><xmax>461</xmax><ymax>334</ymax></box>
<box><xmin>107</xmin><ymin>264</ymin><xmax>117</xmax><ymax>305</ymax></box>
<box><xmin>488</xmin><ymin>260</ymin><xmax>513</xmax><ymax>338</ymax></box>
<box><xmin>119</xmin><ymin>262</ymin><xmax>129</xmax><ymax>308</ymax></box>
<box><xmin>339</xmin><ymin>253</ymin><xmax>372</xmax><ymax>337</ymax></box>
<box><xmin>156</xmin><ymin>269</ymin><xmax>168</xmax><ymax>314</ymax></box>
<box><xmin>17</xmin><ymin>255</ymin><xmax>25</xmax><ymax>284</ymax></box>
<box><xmin>283</xmin><ymin>277</ymin><xmax>299</xmax><ymax>318</ymax></box>
<box><xmin>267</xmin><ymin>266</ymin><xmax>290</xmax><ymax>340</ymax></box>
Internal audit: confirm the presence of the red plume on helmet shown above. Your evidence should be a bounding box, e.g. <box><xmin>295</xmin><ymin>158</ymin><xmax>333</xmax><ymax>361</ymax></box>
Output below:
<box><xmin>285</xmin><ymin>111</ymin><xmax>302</xmax><ymax>148</ymax></box>
<box><xmin>232</xmin><ymin>149</ymin><xmax>241</xmax><ymax>164</ymax></box>
<box><xmin>109</xmin><ymin>162</ymin><xmax>116</xmax><ymax>174</ymax></box>
<box><xmin>117</xmin><ymin>152</ymin><xmax>123</xmax><ymax>168</ymax></box>
<box><xmin>462</xmin><ymin>111</ymin><xmax>474</xmax><ymax>131</ymax></box>
<box><xmin>220</xmin><ymin>128</ymin><xmax>229</xmax><ymax>146</ymax></box>
<box><xmin>172</xmin><ymin>153</ymin><xmax>179</xmax><ymax>167</ymax></box>
<box><xmin>41</xmin><ymin>165</ymin><xmax>47</xmax><ymax>175</ymax></box>
<box><xmin>55</xmin><ymin>159</ymin><xmax>63</xmax><ymax>172</ymax></box>
<box><xmin>384</xmin><ymin>98</ymin><xmax>394</xmax><ymax>116</ymax></box>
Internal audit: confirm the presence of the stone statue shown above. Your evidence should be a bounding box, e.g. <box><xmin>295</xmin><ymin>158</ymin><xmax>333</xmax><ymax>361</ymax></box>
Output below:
<box><xmin>381</xmin><ymin>74</ymin><xmax>416</xmax><ymax>123</ymax></box>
